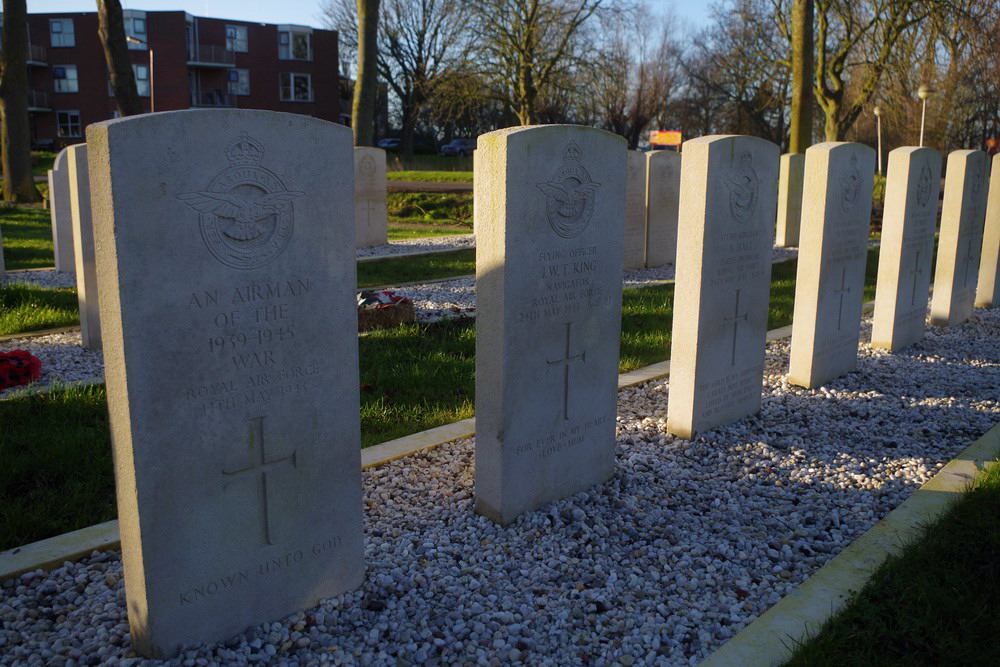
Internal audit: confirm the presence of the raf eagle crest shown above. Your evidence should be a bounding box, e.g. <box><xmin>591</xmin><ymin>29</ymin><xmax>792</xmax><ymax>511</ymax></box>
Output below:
<box><xmin>536</xmin><ymin>141</ymin><xmax>601</xmax><ymax>239</ymax></box>
<box><xmin>178</xmin><ymin>133</ymin><xmax>303</xmax><ymax>270</ymax></box>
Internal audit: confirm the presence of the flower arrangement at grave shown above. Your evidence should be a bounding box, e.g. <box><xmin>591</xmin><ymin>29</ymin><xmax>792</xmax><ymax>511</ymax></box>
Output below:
<box><xmin>357</xmin><ymin>290</ymin><xmax>416</xmax><ymax>331</ymax></box>
<box><xmin>0</xmin><ymin>349</ymin><xmax>43</xmax><ymax>390</ymax></box>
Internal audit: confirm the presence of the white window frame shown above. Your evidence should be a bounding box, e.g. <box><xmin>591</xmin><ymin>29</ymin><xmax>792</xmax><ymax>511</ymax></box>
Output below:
<box><xmin>228</xmin><ymin>68</ymin><xmax>250</xmax><ymax>96</ymax></box>
<box><xmin>52</xmin><ymin>65</ymin><xmax>79</xmax><ymax>93</ymax></box>
<box><xmin>57</xmin><ymin>110</ymin><xmax>82</xmax><ymax>138</ymax></box>
<box><xmin>49</xmin><ymin>19</ymin><xmax>75</xmax><ymax>48</ymax></box>
<box><xmin>133</xmin><ymin>64</ymin><xmax>151</xmax><ymax>98</ymax></box>
<box><xmin>278</xmin><ymin>30</ymin><xmax>311</xmax><ymax>61</ymax></box>
<box><xmin>226</xmin><ymin>25</ymin><xmax>248</xmax><ymax>52</ymax></box>
<box><xmin>279</xmin><ymin>72</ymin><xmax>312</xmax><ymax>102</ymax></box>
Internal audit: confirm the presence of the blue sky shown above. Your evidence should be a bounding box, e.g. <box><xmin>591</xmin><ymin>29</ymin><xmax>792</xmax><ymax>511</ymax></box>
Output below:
<box><xmin>30</xmin><ymin>0</ymin><xmax>712</xmax><ymax>31</ymax></box>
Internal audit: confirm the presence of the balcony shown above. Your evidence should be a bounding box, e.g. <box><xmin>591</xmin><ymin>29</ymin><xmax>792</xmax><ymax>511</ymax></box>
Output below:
<box><xmin>27</xmin><ymin>43</ymin><xmax>47</xmax><ymax>66</ymax></box>
<box><xmin>28</xmin><ymin>89</ymin><xmax>50</xmax><ymax>112</ymax></box>
<box><xmin>190</xmin><ymin>90</ymin><xmax>235</xmax><ymax>108</ymax></box>
<box><xmin>187</xmin><ymin>45</ymin><xmax>235</xmax><ymax>68</ymax></box>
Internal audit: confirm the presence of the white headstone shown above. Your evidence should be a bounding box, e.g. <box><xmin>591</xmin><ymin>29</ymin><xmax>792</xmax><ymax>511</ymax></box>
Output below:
<box><xmin>975</xmin><ymin>154</ymin><xmax>1000</xmax><ymax>307</ymax></box>
<box><xmin>645</xmin><ymin>150</ymin><xmax>681</xmax><ymax>267</ymax></box>
<box><xmin>623</xmin><ymin>150</ymin><xmax>647</xmax><ymax>270</ymax></box>
<box><xmin>871</xmin><ymin>147</ymin><xmax>941</xmax><ymax>350</ymax></box>
<box><xmin>775</xmin><ymin>153</ymin><xmax>805</xmax><ymax>247</ymax></box>
<box><xmin>88</xmin><ymin>110</ymin><xmax>364</xmax><ymax>657</ymax></box>
<box><xmin>67</xmin><ymin>144</ymin><xmax>101</xmax><ymax>350</ymax></box>
<box><xmin>788</xmin><ymin>143</ymin><xmax>876</xmax><ymax>387</ymax></box>
<box><xmin>354</xmin><ymin>147</ymin><xmax>388</xmax><ymax>248</ymax></box>
<box><xmin>49</xmin><ymin>145</ymin><xmax>79</xmax><ymax>272</ymax></box>
<box><xmin>929</xmin><ymin>150</ymin><xmax>990</xmax><ymax>327</ymax></box>
<box><xmin>475</xmin><ymin>125</ymin><xmax>626</xmax><ymax>525</ymax></box>
<box><xmin>667</xmin><ymin>136</ymin><xmax>779</xmax><ymax>439</ymax></box>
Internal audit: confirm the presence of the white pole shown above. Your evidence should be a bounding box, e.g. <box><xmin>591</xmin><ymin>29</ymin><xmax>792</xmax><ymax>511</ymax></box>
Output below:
<box><xmin>919</xmin><ymin>99</ymin><xmax>927</xmax><ymax>147</ymax></box>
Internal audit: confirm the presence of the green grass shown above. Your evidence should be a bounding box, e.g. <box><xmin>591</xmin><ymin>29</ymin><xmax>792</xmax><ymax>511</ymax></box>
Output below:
<box><xmin>0</xmin><ymin>283</ymin><xmax>79</xmax><ymax>335</ymax></box>
<box><xmin>387</xmin><ymin>170</ymin><xmax>474</xmax><ymax>183</ymax></box>
<box><xmin>388</xmin><ymin>225</ymin><xmax>470</xmax><ymax>240</ymax></box>
<box><xmin>357</xmin><ymin>248</ymin><xmax>476</xmax><ymax>288</ymax></box>
<box><xmin>32</xmin><ymin>151</ymin><xmax>57</xmax><ymax>177</ymax></box>
<box><xmin>784</xmin><ymin>458</ymin><xmax>1000</xmax><ymax>666</ymax></box>
<box><xmin>0</xmin><ymin>383</ymin><xmax>115</xmax><ymax>550</ymax></box>
<box><xmin>1</xmin><ymin>205</ymin><xmax>55</xmax><ymax>270</ymax></box>
<box><xmin>386</xmin><ymin>154</ymin><xmax>473</xmax><ymax>172</ymax></box>
<box><xmin>388</xmin><ymin>192</ymin><xmax>472</xmax><ymax>227</ymax></box>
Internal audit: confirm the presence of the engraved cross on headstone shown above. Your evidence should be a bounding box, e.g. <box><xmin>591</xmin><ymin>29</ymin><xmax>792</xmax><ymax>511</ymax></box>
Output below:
<box><xmin>961</xmin><ymin>238</ymin><xmax>978</xmax><ymax>287</ymax></box>
<box><xmin>547</xmin><ymin>322</ymin><xmax>587</xmax><ymax>421</ymax></box>
<box><xmin>723</xmin><ymin>289</ymin><xmax>749</xmax><ymax>366</ymax></box>
<box><xmin>833</xmin><ymin>266</ymin><xmax>852</xmax><ymax>331</ymax></box>
<box><xmin>909</xmin><ymin>250</ymin><xmax>923</xmax><ymax>306</ymax></box>
<box><xmin>222</xmin><ymin>416</ymin><xmax>298</xmax><ymax>546</ymax></box>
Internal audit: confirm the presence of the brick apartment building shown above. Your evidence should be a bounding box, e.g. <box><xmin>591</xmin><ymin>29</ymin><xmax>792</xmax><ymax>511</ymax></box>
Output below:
<box><xmin>22</xmin><ymin>9</ymin><xmax>342</xmax><ymax>148</ymax></box>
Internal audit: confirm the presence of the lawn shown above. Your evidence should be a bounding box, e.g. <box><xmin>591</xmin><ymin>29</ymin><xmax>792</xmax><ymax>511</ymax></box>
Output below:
<box><xmin>32</xmin><ymin>151</ymin><xmax>57</xmax><ymax>176</ymax></box>
<box><xmin>387</xmin><ymin>170</ymin><xmax>474</xmax><ymax>183</ymax></box>
<box><xmin>357</xmin><ymin>248</ymin><xmax>475</xmax><ymax>288</ymax></box>
<box><xmin>388</xmin><ymin>191</ymin><xmax>473</xmax><ymax>227</ymax></box>
<box><xmin>0</xmin><ymin>249</ymin><xmax>883</xmax><ymax>549</ymax></box>
<box><xmin>386</xmin><ymin>154</ymin><xmax>473</xmax><ymax>173</ymax></box>
<box><xmin>0</xmin><ymin>283</ymin><xmax>79</xmax><ymax>335</ymax></box>
<box><xmin>784</xmin><ymin>459</ymin><xmax>1000</xmax><ymax>666</ymax></box>
<box><xmin>1</xmin><ymin>204</ymin><xmax>54</xmax><ymax>270</ymax></box>
<box><xmin>389</xmin><ymin>225</ymin><xmax>470</xmax><ymax>240</ymax></box>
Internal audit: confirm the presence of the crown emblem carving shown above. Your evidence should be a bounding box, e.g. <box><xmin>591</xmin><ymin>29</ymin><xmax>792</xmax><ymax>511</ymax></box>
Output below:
<box><xmin>226</xmin><ymin>133</ymin><xmax>264</xmax><ymax>166</ymax></box>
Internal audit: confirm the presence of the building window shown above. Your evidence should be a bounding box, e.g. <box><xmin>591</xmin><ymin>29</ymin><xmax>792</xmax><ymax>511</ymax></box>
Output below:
<box><xmin>228</xmin><ymin>69</ymin><xmax>250</xmax><ymax>95</ymax></box>
<box><xmin>57</xmin><ymin>111</ymin><xmax>81</xmax><ymax>138</ymax></box>
<box><xmin>52</xmin><ymin>65</ymin><xmax>79</xmax><ymax>93</ymax></box>
<box><xmin>279</xmin><ymin>73</ymin><xmax>312</xmax><ymax>102</ymax></box>
<box><xmin>126</xmin><ymin>15</ymin><xmax>147</xmax><ymax>49</ymax></box>
<box><xmin>134</xmin><ymin>64</ymin><xmax>151</xmax><ymax>97</ymax></box>
<box><xmin>50</xmin><ymin>19</ymin><xmax>75</xmax><ymax>48</ymax></box>
<box><xmin>226</xmin><ymin>25</ymin><xmax>248</xmax><ymax>52</ymax></box>
<box><xmin>278</xmin><ymin>30</ymin><xmax>311</xmax><ymax>60</ymax></box>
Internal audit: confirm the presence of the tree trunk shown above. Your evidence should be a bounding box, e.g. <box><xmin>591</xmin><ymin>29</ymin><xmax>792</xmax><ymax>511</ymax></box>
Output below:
<box><xmin>399</xmin><ymin>103</ymin><xmax>417</xmax><ymax>160</ymax></box>
<box><xmin>789</xmin><ymin>0</ymin><xmax>814</xmax><ymax>153</ymax></box>
<box><xmin>823</xmin><ymin>103</ymin><xmax>841</xmax><ymax>141</ymax></box>
<box><xmin>353</xmin><ymin>0</ymin><xmax>381</xmax><ymax>146</ymax></box>
<box><xmin>0</xmin><ymin>0</ymin><xmax>39</xmax><ymax>202</ymax></box>
<box><xmin>98</xmin><ymin>0</ymin><xmax>144</xmax><ymax>117</ymax></box>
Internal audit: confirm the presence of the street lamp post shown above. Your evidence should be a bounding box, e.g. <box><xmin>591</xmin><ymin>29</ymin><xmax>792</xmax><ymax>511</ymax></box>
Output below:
<box><xmin>873</xmin><ymin>105</ymin><xmax>883</xmax><ymax>175</ymax></box>
<box><xmin>917</xmin><ymin>85</ymin><xmax>934</xmax><ymax>147</ymax></box>
<box><xmin>126</xmin><ymin>36</ymin><xmax>154</xmax><ymax>112</ymax></box>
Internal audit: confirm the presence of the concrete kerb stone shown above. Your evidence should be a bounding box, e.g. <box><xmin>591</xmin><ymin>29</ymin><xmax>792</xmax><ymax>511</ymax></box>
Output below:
<box><xmin>356</xmin><ymin>245</ymin><xmax>472</xmax><ymax>264</ymax></box>
<box><xmin>0</xmin><ymin>325</ymin><xmax>82</xmax><ymax>343</ymax></box>
<box><xmin>701</xmin><ymin>420</ymin><xmax>1000</xmax><ymax>667</ymax></box>
<box><xmin>0</xmin><ymin>304</ymin><xmax>874</xmax><ymax>581</ymax></box>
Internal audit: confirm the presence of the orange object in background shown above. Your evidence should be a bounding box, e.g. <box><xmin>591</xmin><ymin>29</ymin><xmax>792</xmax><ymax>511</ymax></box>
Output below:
<box><xmin>650</xmin><ymin>130</ymin><xmax>683</xmax><ymax>146</ymax></box>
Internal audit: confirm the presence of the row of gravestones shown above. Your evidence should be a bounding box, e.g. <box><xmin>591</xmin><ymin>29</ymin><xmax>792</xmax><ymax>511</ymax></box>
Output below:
<box><xmin>70</xmin><ymin>110</ymin><xmax>1000</xmax><ymax>657</ymax></box>
<box><xmin>42</xmin><ymin>143</ymin><xmax>390</xmax><ymax>350</ymax></box>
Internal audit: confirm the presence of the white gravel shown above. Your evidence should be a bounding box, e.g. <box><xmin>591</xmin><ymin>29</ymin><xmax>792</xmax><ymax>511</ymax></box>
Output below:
<box><xmin>0</xmin><ymin>331</ymin><xmax>103</xmax><ymax>400</ymax></box>
<box><xmin>0</xmin><ymin>270</ymin><xmax>76</xmax><ymax>290</ymax></box>
<box><xmin>356</xmin><ymin>234</ymin><xmax>475</xmax><ymax>259</ymax></box>
<box><xmin>2</xmin><ymin>303</ymin><xmax>998</xmax><ymax>664</ymax></box>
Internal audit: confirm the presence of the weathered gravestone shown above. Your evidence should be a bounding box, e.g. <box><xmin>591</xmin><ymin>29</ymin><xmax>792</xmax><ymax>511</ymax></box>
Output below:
<box><xmin>645</xmin><ymin>150</ymin><xmax>681</xmax><ymax>267</ymax></box>
<box><xmin>667</xmin><ymin>136</ymin><xmax>779</xmax><ymax>439</ymax></box>
<box><xmin>67</xmin><ymin>144</ymin><xmax>101</xmax><ymax>349</ymax></box>
<box><xmin>354</xmin><ymin>146</ymin><xmax>388</xmax><ymax>248</ymax></box>
<box><xmin>929</xmin><ymin>150</ymin><xmax>990</xmax><ymax>327</ymax></box>
<box><xmin>48</xmin><ymin>145</ymin><xmax>78</xmax><ymax>272</ymax></box>
<box><xmin>775</xmin><ymin>153</ymin><xmax>805</xmax><ymax>247</ymax></box>
<box><xmin>975</xmin><ymin>154</ymin><xmax>1000</xmax><ymax>307</ymax></box>
<box><xmin>475</xmin><ymin>125</ymin><xmax>626</xmax><ymax>525</ymax></box>
<box><xmin>872</xmin><ymin>147</ymin><xmax>942</xmax><ymax>350</ymax></box>
<box><xmin>788</xmin><ymin>143</ymin><xmax>876</xmax><ymax>388</ymax></box>
<box><xmin>623</xmin><ymin>150</ymin><xmax>648</xmax><ymax>270</ymax></box>
<box><xmin>88</xmin><ymin>110</ymin><xmax>364</xmax><ymax>657</ymax></box>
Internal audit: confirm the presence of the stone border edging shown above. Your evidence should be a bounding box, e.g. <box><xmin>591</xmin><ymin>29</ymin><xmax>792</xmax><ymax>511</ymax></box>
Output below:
<box><xmin>0</xmin><ymin>325</ymin><xmax>81</xmax><ymax>343</ymax></box>
<box><xmin>356</xmin><ymin>245</ymin><xmax>472</xmax><ymax>264</ymax></box>
<box><xmin>700</xmin><ymin>421</ymin><xmax>1000</xmax><ymax>667</ymax></box>
<box><xmin>2</xmin><ymin>267</ymin><xmax>58</xmax><ymax>274</ymax></box>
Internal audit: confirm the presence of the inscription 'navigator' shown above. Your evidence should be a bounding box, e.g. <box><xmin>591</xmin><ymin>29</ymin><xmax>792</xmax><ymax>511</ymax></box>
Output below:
<box><xmin>179</xmin><ymin>133</ymin><xmax>304</xmax><ymax>270</ymax></box>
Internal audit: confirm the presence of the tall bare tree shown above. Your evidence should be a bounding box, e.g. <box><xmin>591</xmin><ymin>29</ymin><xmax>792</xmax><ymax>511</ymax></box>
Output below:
<box><xmin>353</xmin><ymin>0</ymin><xmax>382</xmax><ymax>146</ymax></box>
<box><xmin>98</xmin><ymin>0</ymin><xmax>143</xmax><ymax>117</ymax></box>
<box><xmin>471</xmin><ymin>0</ymin><xmax>606</xmax><ymax>125</ymax></box>
<box><xmin>0</xmin><ymin>0</ymin><xmax>39</xmax><ymax>202</ymax></box>
<box><xmin>789</xmin><ymin>0</ymin><xmax>813</xmax><ymax>151</ymax></box>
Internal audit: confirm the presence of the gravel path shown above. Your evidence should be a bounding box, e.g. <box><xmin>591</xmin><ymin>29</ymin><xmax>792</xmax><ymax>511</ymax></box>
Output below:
<box><xmin>2</xmin><ymin>304</ymin><xmax>997</xmax><ymax>664</ymax></box>
<box><xmin>0</xmin><ymin>270</ymin><xmax>76</xmax><ymax>290</ymax></box>
<box><xmin>0</xmin><ymin>331</ymin><xmax>103</xmax><ymax>400</ymax></box>
<box><xmin>356</xmin><ymin>234</ymin><xmax>474</xmax><ymax>259</ymax></box>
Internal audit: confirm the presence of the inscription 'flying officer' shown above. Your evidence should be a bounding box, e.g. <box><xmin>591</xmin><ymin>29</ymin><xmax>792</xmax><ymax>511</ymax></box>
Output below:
<box><xmin>178</xmin><ymin>190</ymin><xmax>303</xmax><ymax>241</ymax></box>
